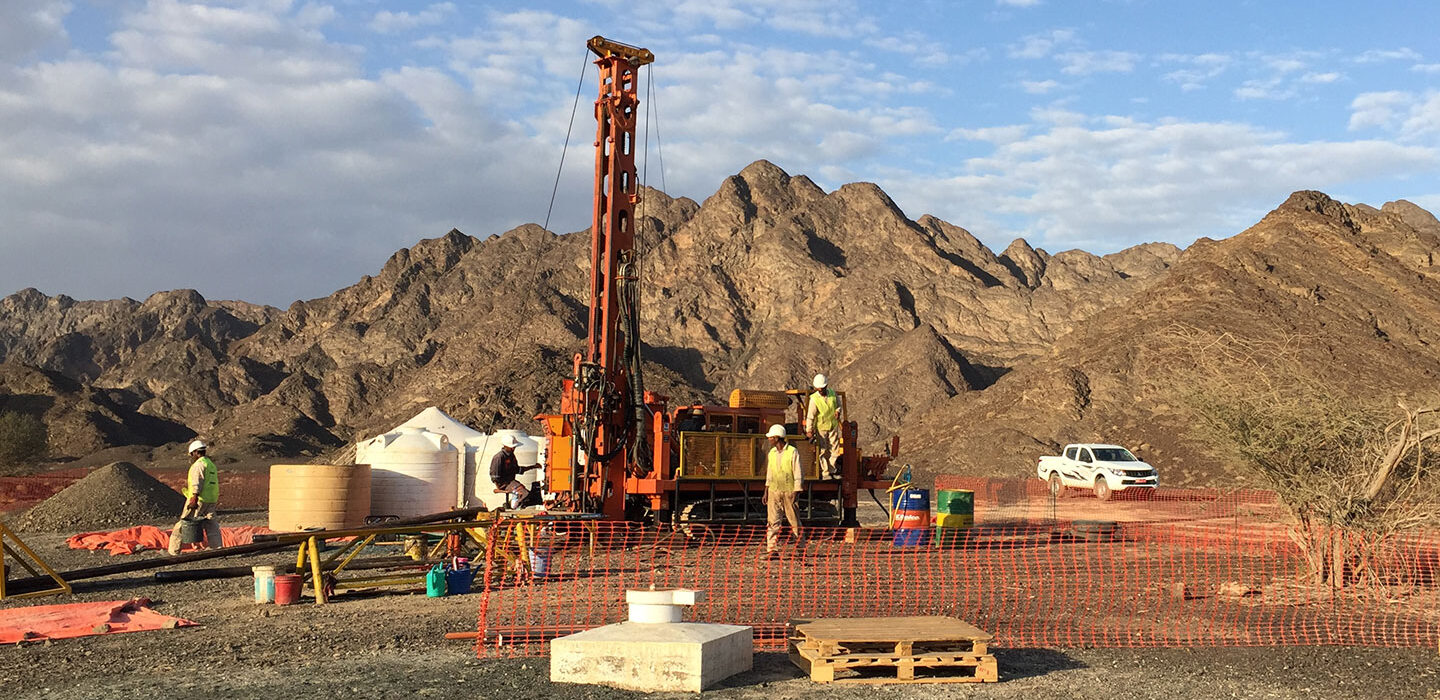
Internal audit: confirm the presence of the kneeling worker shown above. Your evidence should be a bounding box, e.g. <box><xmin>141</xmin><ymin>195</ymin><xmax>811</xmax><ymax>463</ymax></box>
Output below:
<box><xmin>168</xmin><ymin>439</ymin><xmax>224</xmax><ymax>555</ymax></box>
<box><xmin>490</xmin><ymin>434</ymin><xmax>539</xmax><ymax>509</ymax></box>
<box><xmin>764</xmin><ymin>424</ymin><xmax>805</xmax><ymax>558</ymax></box>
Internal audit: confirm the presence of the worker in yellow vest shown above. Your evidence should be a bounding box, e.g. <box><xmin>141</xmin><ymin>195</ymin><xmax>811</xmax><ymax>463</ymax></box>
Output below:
<box><xmin>764</xmin><ymin>424</ymin><xmax>805</xmax><ymax>558</ymax></box>
<box><xmin>805</xmin><ymin>374</ymin><xmax>842</xmax><ymax>480</ymax></box>
<box><xmin>168</xmin><ymin>439</ymin><xmax>224</xmax><ymax>554</ymax></box>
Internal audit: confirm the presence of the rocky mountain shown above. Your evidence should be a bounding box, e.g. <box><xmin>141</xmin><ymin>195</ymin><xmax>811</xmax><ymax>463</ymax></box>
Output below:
<box><xmin>902</xmin><ymin>192</ymin><xmax>1440</xmax><ymax>485</ymax></box>
<box><xmin>5</xmin><ymin>163</ymin><xmax>1431</xmax><ymax>488</ymax></box>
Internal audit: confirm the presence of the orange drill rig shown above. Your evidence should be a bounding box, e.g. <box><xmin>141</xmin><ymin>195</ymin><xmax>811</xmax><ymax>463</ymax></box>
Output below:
<box><xmin>537</xmin><ymin>37</ymin><xmax>896</xmax><ymax>527</ymax></box>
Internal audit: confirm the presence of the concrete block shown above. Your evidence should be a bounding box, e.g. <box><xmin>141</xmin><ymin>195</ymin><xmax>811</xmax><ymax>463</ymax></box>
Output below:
<box><xmin>551</xmin><ymin>622</ymin><xmax>753</xmax><ymax>692</ymax></box>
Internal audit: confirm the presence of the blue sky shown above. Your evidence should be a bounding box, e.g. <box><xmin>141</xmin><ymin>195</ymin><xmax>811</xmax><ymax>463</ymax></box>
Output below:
<box><xmin>2</xmin><ymin>0</ymin><xmax>1437</xmax><ymax>306</ymax></box>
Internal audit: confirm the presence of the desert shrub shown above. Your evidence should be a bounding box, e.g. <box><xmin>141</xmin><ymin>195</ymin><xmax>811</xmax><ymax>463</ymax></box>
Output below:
<box><xmin>0</xmin><ymin>410</ymin><xmax>48</xmax><ymax>464</ymax></box>
<box><xmin>1163</xmin><ymin>326</ymin><xmax>1440</xmax><ymax>588</ymax></box>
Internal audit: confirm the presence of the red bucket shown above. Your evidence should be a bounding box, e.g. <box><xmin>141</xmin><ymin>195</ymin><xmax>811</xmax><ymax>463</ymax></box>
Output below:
<box><xmin>273</xmin><ymin>574</ymin><xmax>303</xmax><ymax>605</ymax></box>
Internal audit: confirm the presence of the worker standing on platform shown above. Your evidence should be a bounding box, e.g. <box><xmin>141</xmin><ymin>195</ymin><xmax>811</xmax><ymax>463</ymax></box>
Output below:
<box><xmin>168</xmin><ymin>439</ymin><xmax>223</xmax><ymax>555</ymax></box>
<box><xmin>490</xmin><ymin>434</ymin><xmax>531</xmax><ymax>509</ymax></box>
<box><xmin>806</xmin><ymin>374</ymin><xmax>842</xmax><ymax>480</ymax></box>
<box><xmin>764</xmin><ymin>424</ymin><xmax>805</xmax><ymax>558</ymax></box>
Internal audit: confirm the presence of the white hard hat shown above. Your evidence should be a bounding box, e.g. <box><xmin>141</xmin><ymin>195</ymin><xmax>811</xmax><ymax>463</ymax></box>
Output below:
<box><xmin>501</xmin><ymin>434</ymin><xmax>522</xmax><ymax>448</ymax></box>
<box><xmin>812</xmin><ymin>374</ymin><xmax>828</xmax><ymax>389</ymax></box>
<box><xmin>187</xmin><ymin>439</ymin><xmax>208</xmax><ymax>453</ymax></box>
<box><xmin>766</xmin><ymin>424</ymin><xmax>786</xmax><ymax>439</ymax></box>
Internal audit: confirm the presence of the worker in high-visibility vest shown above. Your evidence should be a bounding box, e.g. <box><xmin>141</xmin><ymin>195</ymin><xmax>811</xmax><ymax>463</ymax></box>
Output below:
<box><xmin>167</xmin><ymin>439</ymin><xmax>224</xmax><ymax>554</ymax></box>
<box><xmin>764</xmin><ymin>424</ymin><xmax>805</xmax><ymax>558</ymax></box>
<box><xmin>805</xmin><ymin>374</ymin><xmax>842</xmax><ymax>480</ymax></box>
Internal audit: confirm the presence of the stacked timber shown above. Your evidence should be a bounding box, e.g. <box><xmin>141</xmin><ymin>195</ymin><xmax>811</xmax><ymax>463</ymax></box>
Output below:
<box><xmin>789</xmin><ymin>616</ymin><xmax>998</xmax><ymax>684</ymax></box>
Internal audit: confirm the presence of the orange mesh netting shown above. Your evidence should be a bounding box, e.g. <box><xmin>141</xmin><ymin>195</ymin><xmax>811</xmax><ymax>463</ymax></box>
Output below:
<box><xmin>474</xmin><ymin>480</ymin><xmax>1440</xmax><ymax>656</ymax></box>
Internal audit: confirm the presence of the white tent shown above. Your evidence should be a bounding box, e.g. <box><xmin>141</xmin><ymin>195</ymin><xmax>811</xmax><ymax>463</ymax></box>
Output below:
<box><xmin>394</xmin><ymin>406</ymin><xmax>483</xmax><ymax>445</ymax></box>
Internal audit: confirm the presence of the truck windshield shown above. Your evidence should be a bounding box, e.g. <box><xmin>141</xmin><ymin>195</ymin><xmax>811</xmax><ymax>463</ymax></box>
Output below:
<box><xmin>1092</xmin><ymin>448</ymin><xmax>1138</xmax><ymax>462</ymax></box>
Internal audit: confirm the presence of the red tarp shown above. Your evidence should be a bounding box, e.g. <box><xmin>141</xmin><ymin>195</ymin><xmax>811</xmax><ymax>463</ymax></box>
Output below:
<box><xmin>0</xmin><ymin>598</ymin><xmax>196</xmax><ymax>644</ymax></box>
<box><xmin>67</xmin><ymin>525</ymin><xmax>276</xmax><ymax>555</ymax></box>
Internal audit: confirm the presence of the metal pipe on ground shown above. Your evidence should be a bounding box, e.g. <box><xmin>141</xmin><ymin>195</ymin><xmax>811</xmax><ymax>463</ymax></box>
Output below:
<box><xmin>152</xmin><ymin>556</ymin><xmax>431</xmax><ymax>583</ymax></box>
<box><xmin>251</xmin><ymin>506</ymin><xmax>491</xmax><ymax>543</ymax></box>
<box><xmin>3</xmin><ymin>540</ymin><xmax>291</xmax><ymax>595</ymax></box>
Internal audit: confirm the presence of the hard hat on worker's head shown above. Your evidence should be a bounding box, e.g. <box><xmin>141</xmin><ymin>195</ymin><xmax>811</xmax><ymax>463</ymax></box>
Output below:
<box><xmin>689</xmin><ymin>408</ymin><xmax>704</xmax><ymax>416</ymax></box>
<box><xmin>501</xmin><ymin>434</ymin><xmax>522</xmax><ymax>449</ymax></box>
<box><xmin>766</xmin><ymin>424</ymin><xmax>787</xmax><ymax>439</ymax></box>
<box><xmin>187</xmin><ymin>439</ymin><xmax>208</xmax><ymax>454</ymax></box>
<box><xmin>812</xmin><ymin>374</ymin><xmax>828</xmax><ymax>389</ymax></box>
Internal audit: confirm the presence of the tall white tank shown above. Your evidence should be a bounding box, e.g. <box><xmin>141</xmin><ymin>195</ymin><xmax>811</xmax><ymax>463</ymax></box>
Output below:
<box><xmin>467</xmin><ymin>429</ymin><xmax>545</xmax><ymax>511</ymax></box>
<box><xmin>358</xmin><ymin>427</ymin><xmax>459</xmax><ymax>518</ymax></box>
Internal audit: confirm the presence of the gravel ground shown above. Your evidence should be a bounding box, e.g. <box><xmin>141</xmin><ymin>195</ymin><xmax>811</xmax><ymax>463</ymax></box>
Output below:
<box><xmin>3</xmin><ymin>516</ymin><xmax>1439</xmax><ymax>699</ymax></box>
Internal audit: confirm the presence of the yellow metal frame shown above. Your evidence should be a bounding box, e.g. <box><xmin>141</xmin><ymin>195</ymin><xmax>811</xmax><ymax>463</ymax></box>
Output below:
<box><xmin>284</xmin><ymin>514</ymin><xmax>599</xmax><ymax>604</ymax></box>
<box><xmin>0</xmin><ymin>520</ymin><xmax>70</xmax><ymax>601</ymax></box>
<box><xmin>678</xmin><ymin>432</ymin><xmax>820</xmax><ymax>480</ymax></box>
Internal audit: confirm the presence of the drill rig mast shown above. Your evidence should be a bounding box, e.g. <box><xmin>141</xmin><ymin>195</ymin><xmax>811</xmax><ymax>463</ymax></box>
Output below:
<box><xmin>538</xmin><ymin>37</ymin><xmax>895</xmax><ymax>526</ymax></box>
<box><xmin>551</xmin><ymin>36</ymin><xmax>661</xmax><ymax>519</ymax></box>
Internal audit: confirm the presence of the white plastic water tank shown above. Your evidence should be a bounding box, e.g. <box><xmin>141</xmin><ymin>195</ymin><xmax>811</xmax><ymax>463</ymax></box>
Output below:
<box><xmin>358</xmin><ymin>427</ymin><xmax>460</xmax><ymax>518</ymax></box>
<box><xmin>466</xmin><ymin>429</ymin><xmax>545</xmax><ymax>511</ymax></box>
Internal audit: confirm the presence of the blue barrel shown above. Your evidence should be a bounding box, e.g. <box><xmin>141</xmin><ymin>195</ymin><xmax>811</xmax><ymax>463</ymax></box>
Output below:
<box><xmin>890</xmin><ymin>488</ymin><xmax>931</xmax><ymax>546</ymax></box>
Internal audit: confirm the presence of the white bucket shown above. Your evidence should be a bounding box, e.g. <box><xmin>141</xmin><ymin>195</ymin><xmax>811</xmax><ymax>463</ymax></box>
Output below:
<box><xmin>253</xmin><ymin>565</ymin><xmax>277</xmax><ymax>604</ymax></box>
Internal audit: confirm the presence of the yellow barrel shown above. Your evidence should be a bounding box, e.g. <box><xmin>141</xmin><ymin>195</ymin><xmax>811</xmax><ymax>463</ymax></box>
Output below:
<box><xmin>268</xmin><ymin>464</ymin><xmax>372</xmax><ymax>532</ymax></box>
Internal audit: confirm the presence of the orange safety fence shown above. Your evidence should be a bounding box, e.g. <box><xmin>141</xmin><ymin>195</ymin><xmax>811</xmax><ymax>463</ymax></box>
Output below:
<box><xmin>0</xmin><ymin>598</ymin><xmax>196</xmax><ymax>645</ymax></box>
<box><xmin>474</xmin><ymin>481</ymin><xmax>1440</xmax><ymax>656</ymax></box>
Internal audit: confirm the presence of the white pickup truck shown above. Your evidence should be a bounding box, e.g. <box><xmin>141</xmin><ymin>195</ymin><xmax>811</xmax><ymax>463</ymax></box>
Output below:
<box><xmin>1036</xmin><ymin>443</ymin><xmax>1158</xmax><ymax>501</ymax></box>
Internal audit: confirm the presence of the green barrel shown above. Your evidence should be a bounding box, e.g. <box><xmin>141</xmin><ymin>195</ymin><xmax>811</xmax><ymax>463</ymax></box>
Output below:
<box><xmin>936</xmin><ymin>489</ymin><xmax>974</xmax><ymax>516</ymax></box>
<box><xmin>934</xmin><ymin>527</ymin><xmax>970</xmax><ymax>547</ymax></box>
<box><xmin>935</xmin><ymin>489</ymin><xmax>974</xmax><ymax>548</ymax></box>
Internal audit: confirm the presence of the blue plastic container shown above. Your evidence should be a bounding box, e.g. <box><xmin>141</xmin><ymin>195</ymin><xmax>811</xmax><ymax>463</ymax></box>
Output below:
<box><xmin>446</xmin><ymin>566</ymin><xmax>473</xmax><ymax>595</ymax></box>
<box><xmin>891</xmin><ymin>487</ymin><xmax>932</xmax><ymax>546</ymax></box>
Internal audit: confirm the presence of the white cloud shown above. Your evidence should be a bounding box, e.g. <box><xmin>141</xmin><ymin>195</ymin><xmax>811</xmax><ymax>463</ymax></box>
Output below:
<box><xmin>1056</xmin><ymin>50</ymin><xmax>1137</xmax><ymax>75</ymax></box>
<box><xmin>1355</xmin><ymin>48</ymin><xmax>1422</xmax><ymax>64</ymax></box>
<box><xmin>1300</xmin><ymin>71</ymin><xmax>1341</xmax><ymax>84</ymax></box>
<box><xmin>997</xmin><ymin>0</ymin><xmax>1042</xmax><ymax>6</ymax></box>
<box><xmin>1008</xmin><ymin>29</ymin><xmax>1075</xmax><ymax>60</ymax></box>
<box><xmin>0</xmin><ymin>1</ymin><xmax>560</xmax><ymax>304</ymax></box>
<box><xmin>1349</xmin><ymin>91</ymin><xmax>1440</xmax><ymax>140</ymax></box>
<box><xmin>947</xmin><ymin>125</ymin><xmax>1029</xmax><ymax>144</ymax></box>
<box><xmin>1020</xmin><ymin>79</ymin><xmax>1059</xmax><ymax>94</ymax></box>
<box><xmin>863</xmin><ymin>31</ymin><xmax>953</xmax><ymax>66</ymax></box>
<box><xmin>1159</xmin><ymin>53</ymin><xmax>1232</xmax><ymax>91</ymax></box>
<box><xmin>1413</xmin><ymin>63</ymin><xmax>1440</xmax><ymax>74</ymax></box>
<box><xmin>369</xmin><ymin>3</ymin><xmax>455</xmax><ymax>34</ymax></box>
<box><xmin>0</xmin><ymin>0</ymin><xmax>71</xmax><ymax>62</ymax></box>
<box><xmin>1235</xmin><ymin>79</ymin><xmax>1292</xmax><ymax>101</ymax></box>
<box><xmin>891</xmin><ymin>116</ymin><xmax>1439</xmax><ymax>252</ymax></box>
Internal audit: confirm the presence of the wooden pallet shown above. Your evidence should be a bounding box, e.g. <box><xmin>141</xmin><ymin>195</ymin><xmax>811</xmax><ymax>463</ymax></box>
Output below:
<box><xmin>789</xmin><ymin>616</ymin><xmax>998</xmax><ymax>684</ymax></box>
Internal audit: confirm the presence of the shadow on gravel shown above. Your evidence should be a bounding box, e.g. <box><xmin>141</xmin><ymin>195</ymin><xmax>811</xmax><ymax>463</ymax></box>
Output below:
<box><xmin>708</xmin><ymin>651</ymin><xmax>807</xmax><ymax>689</ymax></box>
<box><xmin>994</xmin><ymin>647</ymin><xmax>1087</xmax><ymax>680</ymax></box>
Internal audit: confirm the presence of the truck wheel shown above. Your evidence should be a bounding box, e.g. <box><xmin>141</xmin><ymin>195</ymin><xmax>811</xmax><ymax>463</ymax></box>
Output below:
<box><xmin>1048</xmin><ymin>472</ymin><xmax>1066</xmax><ymax>498</ymax></box>
<box><xmin>1093</xmin><ymin>477</ymin><xmax>1112</xmax><ymax>502</ymax></box>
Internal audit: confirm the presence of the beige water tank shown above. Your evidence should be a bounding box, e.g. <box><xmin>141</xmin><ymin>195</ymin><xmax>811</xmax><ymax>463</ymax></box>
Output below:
<box><xmin>358</xmin><ymin>427</ymin><xmax>459</xmax><ymax>518</ymax></box>
<box><xmin>268</xmin><ymin>464</ymin><xmax>372</xmax><ymax>532</ymax></box>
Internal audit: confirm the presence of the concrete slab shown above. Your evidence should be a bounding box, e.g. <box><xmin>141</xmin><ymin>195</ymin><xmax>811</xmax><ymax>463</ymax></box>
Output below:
<box><xmin>550</xmin><ymin>621</ymin><xmax>753</xmax><ymax>692</ymax></box>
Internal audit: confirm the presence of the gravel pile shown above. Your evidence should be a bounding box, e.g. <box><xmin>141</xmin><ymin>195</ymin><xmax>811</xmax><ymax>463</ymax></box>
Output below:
<box><xmin>17</xmin><ymin>461</ymin><xmax>185</xmax><ymax>532</ymax></box>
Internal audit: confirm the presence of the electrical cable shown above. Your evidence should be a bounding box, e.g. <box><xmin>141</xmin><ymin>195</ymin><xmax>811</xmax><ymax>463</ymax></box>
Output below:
<box><xmin>542</xmin><ymin>48</ymin><xmax>591</xmax><ymax>235</ymax></box>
